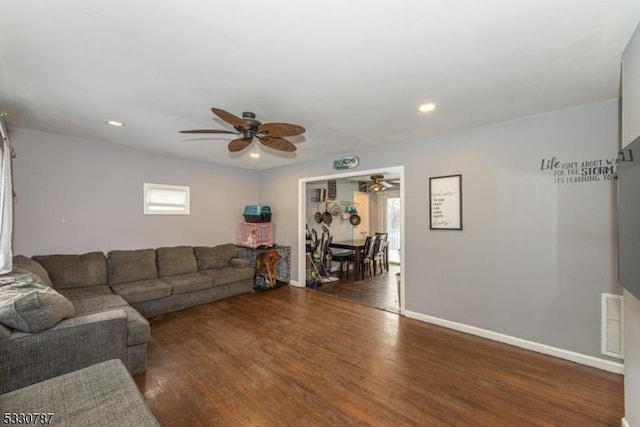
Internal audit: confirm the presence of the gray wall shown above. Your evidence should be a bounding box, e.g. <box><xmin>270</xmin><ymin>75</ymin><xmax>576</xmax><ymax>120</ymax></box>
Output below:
<box><xmin>10</xmin><ymin>100</ymin><xmax>622</xmax><ymax>363</ymax></box>
<box><xmin>12</xmin><ymin>128</ymin><xmax>258</xmax><ymax>256</ymax></box>
<box><xmin>622</xmin><ymin>23</ymin><xmax>640</xmax><ymax>427</ymax></box>
<box><xmin>259</xmin><ymin>99</ymin><xmax>621</xmax><ymax>360</ymax></box>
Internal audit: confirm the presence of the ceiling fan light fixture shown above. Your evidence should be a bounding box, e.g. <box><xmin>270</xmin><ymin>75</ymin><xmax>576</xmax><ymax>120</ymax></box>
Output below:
<box><xmin>249</xmin><ymin>146</ymin><xmax>260</xmax><ymax>159</ymax></box>
<box><xmin>369</xmin><ymin>174</ymin><xmax>392</xmax><ymax>192</ymax></box>
<box><xmin>418</xmin><ymin>103</ymin><xmax>437</xmax><ymax>113</ymax></box>
<box><xmin>372</xmin><ymin>183</ymin><xmax>386</xmax><ymax>192</ymax></box>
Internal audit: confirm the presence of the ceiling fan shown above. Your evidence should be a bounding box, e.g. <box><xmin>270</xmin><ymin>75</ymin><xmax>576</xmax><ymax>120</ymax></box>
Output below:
<box><xmin>369</xmin><ymin>175</ymin><xmax>395</xmax><ymax>192</ymax></box>
<box><xmin>179</xmin><ymin>108</ymin><xmax>305</xmax><ymax>153</ymax></box>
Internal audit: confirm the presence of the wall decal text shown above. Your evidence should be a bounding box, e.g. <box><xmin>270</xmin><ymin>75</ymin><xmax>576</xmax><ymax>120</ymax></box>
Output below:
<box><xmin>540</xmin><ymin>149</ymin><xmax>633</xmax><ymax>184</ymax></box>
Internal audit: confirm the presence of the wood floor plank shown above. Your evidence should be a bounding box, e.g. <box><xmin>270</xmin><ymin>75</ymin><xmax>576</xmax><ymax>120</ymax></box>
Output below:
<box><xmin>134</xmin><ymin>286</ymin><xmax>623</xmax><ymax>426</ymax></box>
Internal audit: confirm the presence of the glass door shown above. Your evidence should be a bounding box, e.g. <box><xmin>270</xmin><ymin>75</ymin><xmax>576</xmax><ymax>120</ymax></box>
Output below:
<box><xmin>386</xmin><ymin>196</ymin><xmax>401</xmax><ymax>264</ymax></box>
<box><xmin>378</xmin><ymin>191</ymin><xmax>400</xmax><ymax>264</ymax></box>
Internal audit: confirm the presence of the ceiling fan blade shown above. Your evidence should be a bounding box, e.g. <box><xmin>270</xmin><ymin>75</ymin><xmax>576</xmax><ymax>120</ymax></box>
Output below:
<box><xmin>258</xmin><ymin>122</ymin><xmax>306</xmax><ymax>138</ymax></box>
<box><xmin>258</xmin><ymin>136</ymin><xmax>297</xmax><ymax>152</ymax></box>
<box><xmin>179</xmin><ymin>129</ymin><xmax>238</xmax><ymax>134</ymax></box>
<box><xmin>381</xmin><ymin>180</ymin><xmax>394</xmax><ymax>188</ymax></box>
<box><xmin>228</xmin><ymin>137</ymin><xmax>253</xmax><ymax>152</ymax></box>
<box><xmin>211</xmin><ymin>108</ymin><xmax>250</xmax><ymax>131</ymax></box>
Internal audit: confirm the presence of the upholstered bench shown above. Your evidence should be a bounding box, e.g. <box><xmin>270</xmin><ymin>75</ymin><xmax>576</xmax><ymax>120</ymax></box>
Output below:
<box><xmin>0</xmin><ymin>359</ymin><xmax>159</xmax><ymax>426</ymax></box>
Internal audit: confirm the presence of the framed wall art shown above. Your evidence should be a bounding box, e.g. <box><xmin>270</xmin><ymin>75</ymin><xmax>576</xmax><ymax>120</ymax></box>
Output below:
<box><xmin>429</xmin><ymin>174</ymin><xmax>462</xmax><ymax>230</ymax></box>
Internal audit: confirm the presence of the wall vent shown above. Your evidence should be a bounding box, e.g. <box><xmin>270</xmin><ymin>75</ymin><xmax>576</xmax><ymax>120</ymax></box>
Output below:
<box><xmin>601</xmin><ymin>293</ymin><xmax>623</xmax><ymax>359</ymax></box>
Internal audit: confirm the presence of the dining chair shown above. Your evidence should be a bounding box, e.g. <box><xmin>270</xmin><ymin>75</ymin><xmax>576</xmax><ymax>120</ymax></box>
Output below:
<box><xmin>347</xmin><ymin>235</ymin><xmax>378</xmax><ymax>281</ymax></box>
<box><xmin>373</xmin><ymin>232</ymin><xmax>388</xmax><ymax>275</ymax></box>
<box><xmin>374</xmin><ymin>232</ymin><xmax>389</xmax><ymax>273</ymax></box>
<box><xmin>332</xmin><ymin>248</ymin><xmax>355</xmax><ymax>278</ymax></box>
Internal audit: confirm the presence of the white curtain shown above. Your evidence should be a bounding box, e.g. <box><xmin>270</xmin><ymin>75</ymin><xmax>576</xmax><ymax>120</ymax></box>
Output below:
<box><xmin>0</xmin><ymin>118</ymin><xmax>13</xmax><ymax>274</ymax></box>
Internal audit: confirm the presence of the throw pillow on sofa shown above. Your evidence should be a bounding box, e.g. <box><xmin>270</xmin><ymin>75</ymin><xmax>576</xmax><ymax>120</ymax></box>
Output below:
<box><xmin>0</xmin><ymin>322</ymin><xmax>10</xmax><ymax>340</ymax></box>
<box><xmin>12</xmin><ymin>255</ymin><xmax>53</xmax><ymax>287</ymax></box>
<box><xmin>0</xmin><ymin>268</ymin><xmax>75</xmax><ymax>333</ymax></box>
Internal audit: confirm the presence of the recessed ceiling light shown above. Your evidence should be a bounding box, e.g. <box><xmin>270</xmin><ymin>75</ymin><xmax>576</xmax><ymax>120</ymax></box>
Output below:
<box><xmin>106</xmin><ymin>120</ymin><xmax>125</xmax><ymax>127</ymax></box>
<box><xmin>418</xmin><ymin>103</ymin><xmax>437</xmax><ymax>113</ymax></box>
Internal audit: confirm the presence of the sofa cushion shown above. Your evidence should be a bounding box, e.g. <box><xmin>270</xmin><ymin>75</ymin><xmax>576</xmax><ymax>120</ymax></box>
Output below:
<box><xmin>111</xmin><ymin>279</ymin><xmax>172</xmax><ymax>304</ymax></box>
<box><xmin>162</xmin><ymin>273</ymin><xmax>213</xmax><ymax>295</ymax></box>
<box><xmin>156</xmin><ymin>246</ymin><xmax>197</xmax><ymax>277</ymax></box>
<box><xmin>57</xmin><ymin>285</ymin><xmax>114</xmax><ymax>300</ymax></box>
<box><xmin>0</xmin><ymin>269</ymin><xmax>75</xmax><ymax>333</ymax></box>
<box><xmin>70</xmin><ymin>295</ymin><xmax>129</xmax><ymax>315</ymax></box>
<box><xmin>68</xmin><ymin>295</ymin><xmax>148</xmax><ymax>346</ymax></box>
<box><xmin>198</xmin><ymin>266</ymin><xmax>254</xmax><ymax>287</ymax></box>
<box><xmin>107</xmin><ymin>249</ymin><xmax>158</xmax><ymax>286</ymax></box>
<box><xmin>33</xmin><ymin>252</ymin><xmax>107</xmax><ymax>289</ymax></box>
<box><xmin>229</xmin><ymin>258</ymin><xmax>250</xmax><ymax>268</ymax></box>
<box><xmin>13</xmin><ymin>256</ymin><xmax>53</xmax><ymax>287</ymax></box>
<box><xmin>194</xmin><ymin>244</ymin><xmax>237</xmax><ymax>270</ymax></box>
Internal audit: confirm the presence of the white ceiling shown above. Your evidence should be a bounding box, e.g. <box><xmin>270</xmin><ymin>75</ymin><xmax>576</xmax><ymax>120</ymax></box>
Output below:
<box><xmin>1</xmin><ymin>1</ymin><xmax>639</xmax><ymax>170</ymax></box>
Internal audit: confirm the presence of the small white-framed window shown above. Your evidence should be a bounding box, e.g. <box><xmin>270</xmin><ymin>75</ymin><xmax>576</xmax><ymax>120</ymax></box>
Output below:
<box><xmin>143</xmin><ymin>183</ymin><xmax>190</xmax><ymax>215</ymax></box>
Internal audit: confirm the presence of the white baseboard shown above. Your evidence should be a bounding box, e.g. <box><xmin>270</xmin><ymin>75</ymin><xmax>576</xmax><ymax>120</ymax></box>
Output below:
<box><xmin>622</xmin><ymin>417</ymin><xmax>630</xmax><ymax>427</ymax></box>
<box><xmin>404</xmin><ymin>310</ymin><xmax>625</xmax><ymax>374</ymax></box>
<box><xmin>288</xmin><ymin>279</ymin><xmax>302</xmax><ymax>287</ymax></box>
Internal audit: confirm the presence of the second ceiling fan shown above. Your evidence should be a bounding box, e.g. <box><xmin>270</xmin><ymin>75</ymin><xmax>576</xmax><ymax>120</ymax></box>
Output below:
<box><xmin>180</xmin><ymin>108</ymin><xmax>305</xmax><ymax>153</ymax></box>
<box><xmin>369</xmin><ymin>175</ymin><xmax>395</xmax><ymax>192</ymax></box>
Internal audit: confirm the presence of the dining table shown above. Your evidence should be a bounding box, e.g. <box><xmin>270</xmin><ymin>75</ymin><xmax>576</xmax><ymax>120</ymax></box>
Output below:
<box><xmin>329</xmin><ymin>238</ymin><xmax>367</xmax><ymax>279</ymax></box>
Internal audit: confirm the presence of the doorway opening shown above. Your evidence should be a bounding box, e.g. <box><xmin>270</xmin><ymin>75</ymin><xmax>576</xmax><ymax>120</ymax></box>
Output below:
<box><xmin>378</xmin><ymin>191</ymin><xmax>401</xmax><ymax>264</ymax></box>
<box><xmin>297</xmin><ymin>166</ymin><xmax>405</xmax><ymax>314</ymax></box>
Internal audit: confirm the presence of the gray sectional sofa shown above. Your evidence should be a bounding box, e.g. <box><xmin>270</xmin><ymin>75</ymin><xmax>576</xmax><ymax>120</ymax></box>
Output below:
<box><xmin>0</xmin><ymin>243</ymin><xmax>254</xmax><ymax>394</ymax></box>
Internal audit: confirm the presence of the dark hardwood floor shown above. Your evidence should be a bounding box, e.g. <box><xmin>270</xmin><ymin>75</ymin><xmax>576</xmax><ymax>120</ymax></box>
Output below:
<box><xmin>313</xmin><ymin>264</ymin><xmax>401</xmax><ymax>312</ymax></box>
<box><xmin>134</xmin><ymin>287</ymin><xmax>623</xmax><ymax>426</ymax></box>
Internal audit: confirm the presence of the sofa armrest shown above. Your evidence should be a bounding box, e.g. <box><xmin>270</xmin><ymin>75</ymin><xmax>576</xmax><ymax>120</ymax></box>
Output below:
<box><xmin>0</xmin><ymin>310</ymin><xmax>129</xmax><ymax>393</ymax></box>
<box><xmin>229</xmin><ymin>257</ymin><xmax>250</xmax><ymax>268</ymax></box>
